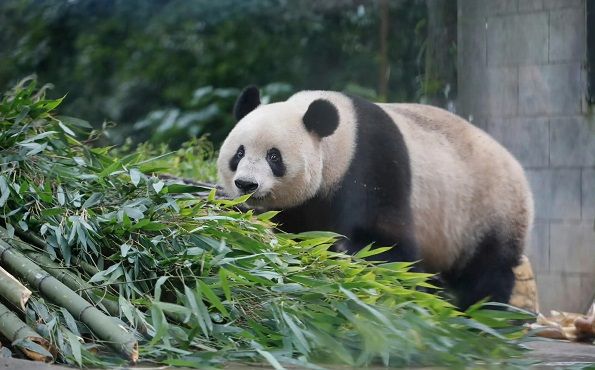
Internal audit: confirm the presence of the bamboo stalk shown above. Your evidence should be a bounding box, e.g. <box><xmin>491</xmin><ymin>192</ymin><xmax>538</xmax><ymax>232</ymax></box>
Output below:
<box><xmin>24</xmin><ymin>251</ymin><xmax>150</xmax><ymax>335</ymax></box>
<box><xmin>0</xmin><ymin>266</ymin><xmax>31</xmax><ymax>311</ymax></box>
<box><xmin>71</xmin><ymin>256</ymin><xmax>103</xmax><ymax>277</ymax></box>
<box><xmin>3</xmin><ymin>227</ymin><xmax>148</xmax><ymax>334</ymax></box>
<box><xmin>0</xmin><ymin>227</ymin><xmax>150</xmax><ymax>335</ymax></box>
<box><xmin>0</xmin><ymin>301</ymin><xmax>53</xmax><ymax>362</ymax></box>
<box><xmin>0</xmin><ymin>226</ymin><xmax>119</xmax><ymax>314</ymax></box>
<box><xmin>23</xmin><ymin>252</ymin><xmax>120</xmax><ymax>315</ymax></box>
<box><xmin>0</xmin><ymin>240</ymin><xmax>138</xmax><ymax>362</ymax></box>
<box><xmin>14</xmin><ymin>225</ymin><xmax>100</xmax><ymax>277</ymax></box>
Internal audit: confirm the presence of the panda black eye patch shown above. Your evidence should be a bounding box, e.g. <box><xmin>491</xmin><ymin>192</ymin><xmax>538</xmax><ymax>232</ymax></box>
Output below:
<box><xmin>229</xmin><ymin>145</ymin><xmax>244</xmax><ymax>172</ymax></box>
<box><xmin>266</xmin><ymin>148</ymin><xmax>285</xmax><ymax>177</ymax></box>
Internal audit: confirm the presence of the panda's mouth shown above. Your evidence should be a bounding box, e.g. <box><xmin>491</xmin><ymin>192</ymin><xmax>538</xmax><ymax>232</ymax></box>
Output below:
<box><xmin>246</xmin><ymin>191</ymin><xmax>272</xmax><ymax>205</ymax></box>
<box><xmin>249</xmin><ymin>193</ymin><xmax>268</xmax><ymax>201</ymax></box>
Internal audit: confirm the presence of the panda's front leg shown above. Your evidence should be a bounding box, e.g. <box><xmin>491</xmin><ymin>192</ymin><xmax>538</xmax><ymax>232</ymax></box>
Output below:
<box><xmin>338</xmin><ymin>225</ymin><xmax>422</xmax><ymax>272</ymax></box>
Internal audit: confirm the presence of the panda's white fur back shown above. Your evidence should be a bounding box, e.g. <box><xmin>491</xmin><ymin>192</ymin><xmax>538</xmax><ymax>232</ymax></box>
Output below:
<box><xmin>378</xmin><ymin>103</ymin><xmax>533</xmax><ymax>272</ymax></box>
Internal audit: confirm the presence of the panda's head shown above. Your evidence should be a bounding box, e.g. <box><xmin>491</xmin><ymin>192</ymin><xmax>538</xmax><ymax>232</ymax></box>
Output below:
<box><xmin>217</xmin><ymin>86</ymin><xmax>341</xmax><ymax>209</ymax></box>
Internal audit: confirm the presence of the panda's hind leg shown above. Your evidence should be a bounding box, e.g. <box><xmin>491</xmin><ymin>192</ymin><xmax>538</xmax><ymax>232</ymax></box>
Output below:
<box><xmin>442</xmin><ymin>230</ymin><xmax>522</xmax><ymax>311</ymax></box>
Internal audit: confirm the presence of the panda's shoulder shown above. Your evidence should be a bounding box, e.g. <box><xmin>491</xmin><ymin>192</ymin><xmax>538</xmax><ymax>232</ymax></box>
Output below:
<box><xmin>378</xmin><ymin>103</ymin><xmax>482</xmax><ymax>134</ymax></box>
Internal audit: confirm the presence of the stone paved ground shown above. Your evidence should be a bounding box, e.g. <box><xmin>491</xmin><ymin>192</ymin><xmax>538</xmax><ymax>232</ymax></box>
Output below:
<box><xmin>0</xmin><ymin>341</ymin><xmax>593</xmax><ymax>369</ymax></box>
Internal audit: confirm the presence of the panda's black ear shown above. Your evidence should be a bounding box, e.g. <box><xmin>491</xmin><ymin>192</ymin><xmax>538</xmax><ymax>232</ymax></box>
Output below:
<box><xmin>234</xmin><ymin>85</ymin><xmax>261</xmax><ymax>121</ymax></box>
<box><xmin>303</xmin><ymin>99</ymin><xmax>339</xmax><ymax>138</ymax></box>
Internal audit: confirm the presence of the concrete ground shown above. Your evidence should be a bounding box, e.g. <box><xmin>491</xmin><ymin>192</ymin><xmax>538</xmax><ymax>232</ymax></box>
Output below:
<box><xmin>0</xmin><ymin>340</ymin><xmax>593</xmax><ymax>369</ymax></box>
<box><xmin>524</xmin><ymin>341</ymin><xmax>595</xmax><ymax>368</ymax></box>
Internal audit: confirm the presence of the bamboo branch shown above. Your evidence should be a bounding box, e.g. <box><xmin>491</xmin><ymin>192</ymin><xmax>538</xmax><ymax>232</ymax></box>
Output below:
<box><xmin>0</xmin><ymin>302</ymin><xmax>54</xmax><ymax>362</ymax></box>
<box><xmin>0</xmin><ymin>266</ymin><xmax>31</xmax><ymax>311</ymax></box>
<box><xmin>0</xmin><ymin>240</ymin><xmax>138</xmax><ymax>362</ymax></box>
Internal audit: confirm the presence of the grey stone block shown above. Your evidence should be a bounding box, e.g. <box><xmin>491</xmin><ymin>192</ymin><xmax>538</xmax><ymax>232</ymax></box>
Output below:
<box><xmin>487</xmin><ymin>13</ymin><xmax>549</xmax><ymax>65</ymax></box>
<box><xmin>550</xmin><ymin>222</ymin><xmax>595</xmax><ymax>274</ymax></box>
<box><xmin>519</xmin><ymin>0</ymin><xmax>584</xmax><ymax>11</ymax></box>
<box><xmin>459</xmin><ymin>19</ymin><xmax>487</xmax><ymax>68</ymax></box>
<box><xmin>550</xmin><ymin>8</ymin><xmax>586</xmax><ymax>62</ymax></box>
<box><xmin>518</xmin><ymin>0</ymin><xmax>546</xmax><ymax>11</ymax></box>
<box><xmin>536</xmin><ymin>272</ymin><xmax>595</xmax><ymax>312</ymax></box>
<box><xmin>459</xmin><ymin>0</ymin><xmax>518</xmax><ymax>18</ymax></box>
<box><xmin>458</xmin><ymin>66</ymin><xmax>518</xmax><ymax>117</ymax></box>
<box><xmin>527</xmin><ymin>222</ymin><xmax>550</xmax><ymax>272</ymax></box>
<box><xmin>550</xmin><ymin>117</ymin><xmax>595</xmax><ymax>167</ymax></box>
<box><xmin>582</xmin><ymin>169</ymin><xmax>595</xmax><ymax>220</ymax></box>
<box><xmin>526</xmin><ymin>169</ymin><xmax>581</xmax><ymax>220</ymax></box>
<box><xmin>487</xmin><ymin>118</ymin><xmax>549</xmax><ymax>167</ymax></box>
<box><xmin>543</xmin><ymin>0</ymin><xmax>584</xmax><ymax>9</ymax></box>
<box><xmin>519</xmin><ymin>64</ymin><xmax>582</xmax><ymax>116</ymax></box>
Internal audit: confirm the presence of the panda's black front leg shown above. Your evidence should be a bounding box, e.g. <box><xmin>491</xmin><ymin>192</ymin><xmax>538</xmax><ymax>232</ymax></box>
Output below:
<box><xmin>339</xmin><ymin>225</ymin><xmax>422</xmax><ymax>272</ymax></box>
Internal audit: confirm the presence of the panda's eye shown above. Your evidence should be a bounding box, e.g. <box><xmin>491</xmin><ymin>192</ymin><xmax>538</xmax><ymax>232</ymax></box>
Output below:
<box><xmin>267</xmin><ymin>149</ymin><xmax>281</xmax><ymax>162</ymax></box>
<box><xmin>236</xmin><ymin>146</ymin><xmax>245</xmax><ymax>159</ymax></box>
<box><xmin>266</xmin><ymin>147</ymin><xmax>285</xmax><ymax>177</ymax></box>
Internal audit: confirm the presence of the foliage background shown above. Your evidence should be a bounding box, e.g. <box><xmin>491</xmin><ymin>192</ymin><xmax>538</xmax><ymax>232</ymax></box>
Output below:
<box><xmin>0</xmin><ymin>0</ymin><xmax>456</xmax><ymax>147</ymax></box>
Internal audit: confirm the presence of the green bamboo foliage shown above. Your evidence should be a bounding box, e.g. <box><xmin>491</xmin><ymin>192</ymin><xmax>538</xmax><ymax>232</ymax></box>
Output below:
<box><xmin>0</xmin><ymin>302</ymin><xmax>53</xmax><ymax>362</ymax></box>
<box><xmin>0</xmin><ymin>266</ymin><xmax>31</xmax><ymax>310</ymax></box>
<box><xmin>0</xmin><ymin>240</ymin><xmax>138</xmax><ymax>362</ymax></box>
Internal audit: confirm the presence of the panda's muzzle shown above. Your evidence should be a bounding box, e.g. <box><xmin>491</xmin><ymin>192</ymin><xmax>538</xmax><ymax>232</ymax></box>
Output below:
<box><xmin>234</xmin><ymin>179</ymin><xmax>259</xmax><ymax>194</ymax></box>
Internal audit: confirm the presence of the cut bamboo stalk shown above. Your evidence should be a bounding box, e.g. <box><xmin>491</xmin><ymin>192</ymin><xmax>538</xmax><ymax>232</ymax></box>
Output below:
<box><xmin>0</xmin><ymin>266</ymin><xmax>31</xmax><ymax>311</ymax></box>
<box><xmin>0</xmin><ymin>226</ymin><xmax>118</xmax><ymax>313</ymax></box>
<box><xmin>0</xmin><ymin>240</ymin><xmax>138</xmax><ymax>362</ymax></box>
<box><xmin>23</xmin><ymin>251</ymin><xmax>120</xmax><ymax>315</ymax></box>
<box><xmin>0</xmin><ymin>301</ymin><xmax>53</xmax><ymax>362</ymax></box>
<box><xmin>3</xmin><ymin>227</ymin><xmax>148</xmax><ymax>335</ymax></box>
<box><xmin>25</xmin><ymin>252</ymin><xmax>149</xmax><ymax>335</ymax></box>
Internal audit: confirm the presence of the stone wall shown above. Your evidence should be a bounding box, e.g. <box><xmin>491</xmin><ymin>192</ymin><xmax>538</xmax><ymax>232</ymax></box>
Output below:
<box><xmin>457</xmin><ymin>0</ymin><xmax>595</xmax><ymax>312</ymax></box>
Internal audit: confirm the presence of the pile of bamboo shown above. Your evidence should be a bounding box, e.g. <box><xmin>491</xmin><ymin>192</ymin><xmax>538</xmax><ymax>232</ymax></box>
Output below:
<box><xmin>0</xmin><ymin>226</ymin><xmax>138</xmax><ymax>363</ymax></box>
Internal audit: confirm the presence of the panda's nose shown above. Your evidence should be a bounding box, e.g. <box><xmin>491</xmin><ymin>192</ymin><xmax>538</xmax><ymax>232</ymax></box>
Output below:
<box><xmin>235</xmin><ymin>179</ymin><xmax>259</xmax><ymax>193</ymax></box>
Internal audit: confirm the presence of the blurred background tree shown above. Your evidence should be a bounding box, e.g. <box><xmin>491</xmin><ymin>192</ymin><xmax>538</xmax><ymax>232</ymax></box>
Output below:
<box><xmin>0</xmin><ymin>0</ymin><xmax>456</xmax><ymax>147</ymax></box>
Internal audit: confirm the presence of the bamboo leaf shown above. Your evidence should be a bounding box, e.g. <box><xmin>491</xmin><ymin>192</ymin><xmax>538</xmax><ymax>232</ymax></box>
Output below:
<box><xmin>56</xmin><ymin>185</ymin><xmax>66</xmax><ymax>205</ymax></box>
<box><xmin>256</xmin><ymin>349</ymin><xmax>286</xmax><ymax>370</ymax></box>
<box><xmin>218</xmin><ymin>268</ymin><xmax>232</xmax><ymax>302</ymax></box>
<box><xmin>130</xmin><ymin>168</ymin><xmax>142</xmax><ymax>187</ymax></box>
<box><xmin>58</xmin><ymin>120</ymin><xmax>76</xmax><ymax>137</ymax></box>
<box><xmin>0</xmin><ymin>176</ymin><xmax>10</xmax><ymax>207</ymax></box>
<box><xmin>64</xmin><ymin>330</ymin><xmax>82</xmax><ymax>366</ymax></box>
<box><xmin>197</xmin><ymin>280</ymin><xmax>228</xmax><ymax>317</ymax></box>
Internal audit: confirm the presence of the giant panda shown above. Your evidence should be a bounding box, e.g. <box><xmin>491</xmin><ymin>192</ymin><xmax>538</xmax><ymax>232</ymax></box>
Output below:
<box><xmin>217</xmin><ymin>86</ymin><xmax>534</xmax><ymax>310</ymax></box>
